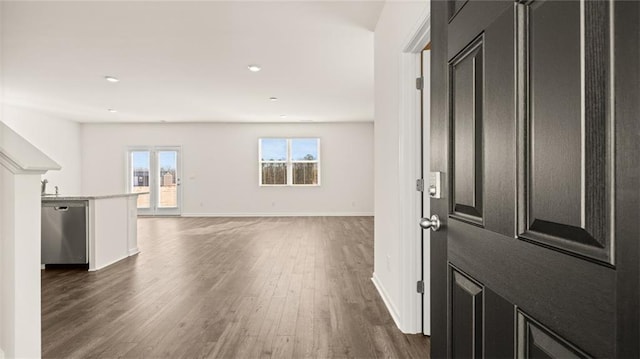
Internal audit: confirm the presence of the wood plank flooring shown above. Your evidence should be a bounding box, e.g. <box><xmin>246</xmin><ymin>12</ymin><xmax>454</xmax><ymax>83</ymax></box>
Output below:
<box><xmin>42</xmin><ymin>216</ymin><xmax>430</xmax><ymax>358</ymax></box>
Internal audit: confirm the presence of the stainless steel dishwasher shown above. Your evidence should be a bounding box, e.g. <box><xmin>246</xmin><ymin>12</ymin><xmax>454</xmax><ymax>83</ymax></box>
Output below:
<box><xmin>41</xmin><ymin>201</ymin><xmax>88</xmax><ymax>265</ymax></box>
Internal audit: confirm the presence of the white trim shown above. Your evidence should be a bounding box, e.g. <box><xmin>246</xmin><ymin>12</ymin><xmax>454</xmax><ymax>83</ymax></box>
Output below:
<box><xmin>396</xmin><ymin>51</ymin><xmax>424</xmax><ymax>335</ymax></box>
<box><xmin>128</xmin><ymin>248</ymin><xmax>140</xmax><ymax>256</ymax></box>
<box><xmin>394</xmin><ymin>7</ymin><xmax>431</xmax><ymax>335</ymax></box>
<box><xmin>180</xmin><ymin>212</ymin><xmax>373</xmax><ymax>218</ymax></box>
<box><xmin>0</xmin><ymin>347</ymin><xmax>5</xmax><ymax>359</ymax></box>
<box><xmin>371</xmin><ymin>274</ymin><xmax>402</xmax><ymax>330</ymax></box>
<box><xmin>88</xmin><ymin>255</ymin><xmax>130</xmax><ymax>272</ymax></box>
<box><xmin>404</xmin><ymin>10</ymin><xmax>432</xmax><ymax>53</ymax></box>
<box><xmin>421</xmin><ymin>50</ymin><xmax>432</xmax><ymax>336</ymax></box>
<box><xmin>0</xmin><ymin>121</ymin><xmax>61</xmax><ymax>175</ymax></box>
<box><xmin>0</xmin><ymin>152</ymin><xmax>50</xmax><ymax>175</ymax></box>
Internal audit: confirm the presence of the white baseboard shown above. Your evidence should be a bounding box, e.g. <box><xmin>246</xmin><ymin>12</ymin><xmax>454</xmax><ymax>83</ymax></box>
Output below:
<box><xmin>89</xmin><ymin>256</ymin><xmax>128</xmax><ymax>272</ymax></box>
<box><xmin>180</xmin><ymin>212</ymin><xmax>374</xmax><ymax>218</ymax></box>
<box><xmin>128</xmin><ymin>248</ymin><xmax>140</xmax><ymax>256</ymax></box>
<box><xmin>371</xmin><ymin>273</ymin><xmax>403</xmax><ymax>331</ymax></box>
<box><xmin>0</xmin><ymin>347</ymin><xmax>5</xmax><ymax>359</ymax></box>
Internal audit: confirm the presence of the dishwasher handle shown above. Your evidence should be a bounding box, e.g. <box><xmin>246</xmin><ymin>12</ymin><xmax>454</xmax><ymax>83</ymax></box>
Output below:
<box><xmin>54</xmin><ymin>206</ymin><xmax>69</xmax><ymax>211</ymax></box>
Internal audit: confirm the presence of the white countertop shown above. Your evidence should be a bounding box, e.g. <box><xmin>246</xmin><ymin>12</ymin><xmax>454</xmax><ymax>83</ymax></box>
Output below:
<box><xmin>41</xmin><ymin>192</ymin><xmax>149</xmax><ymax>201</ymax></box>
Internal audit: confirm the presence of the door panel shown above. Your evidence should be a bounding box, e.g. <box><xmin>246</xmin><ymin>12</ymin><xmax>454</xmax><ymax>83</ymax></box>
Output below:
<box><xmin>430</xmin><ymin>0</ymin><xmax>639</xmax><ymax>358</ymax></box>
<box><xmin>517</xmin><ymin>311</ymin><xmax>590</xmax><ymax>358</ymax></box>
<box><xmin>519</xmin><ymin>0</ymin><xmax>613</xmax><ymax>264</ymax></box>
<box><xmin>450</xmin><ymin>36</ymin><xmax>484</xmax><ymax>224</ymax></box>
<box><xmin>450</xmin><ymin>267</ymin><xmax>483</xmax><ymax>359</ymax></box>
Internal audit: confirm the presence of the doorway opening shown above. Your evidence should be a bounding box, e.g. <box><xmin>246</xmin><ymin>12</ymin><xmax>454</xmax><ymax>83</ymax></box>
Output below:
<box><xmin>128</xmin><ymin>146</ymin><xmax>182</xmax><ymax>216</ymax></box>
<box><xmin>396</xmin><ymin>11</ymin><xmax>430</xmax><ymax>336</ymax></box>
<box><xmin>420</xmin><ymin>42</ymin><xmax>431</xmax><ymax>336</ymax></box>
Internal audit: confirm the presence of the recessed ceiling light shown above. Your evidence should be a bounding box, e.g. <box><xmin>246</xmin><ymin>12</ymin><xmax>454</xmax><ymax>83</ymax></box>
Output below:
<box><xmin>107</xmin><ymin>109</ymin><xmax>117</xmax><ymax>113</ymax></box>
<box><xmin>269</xmin><ymin>97</ymin><xmax>278</xmax><ymax>101</ymax></box>
<box><xmin>104</xmin><ymin>76</ymin><xmax>120</xmax><ymax>83</ymax></box>
<box><xmin>280</xmin><ymin>115</ymin><xmax>287</xmax><ymax>119</ymax></box>
<box><xmin>248</xmin><ymin>65</ymin><xmax>262</xmax><ymax>72</ymax></box>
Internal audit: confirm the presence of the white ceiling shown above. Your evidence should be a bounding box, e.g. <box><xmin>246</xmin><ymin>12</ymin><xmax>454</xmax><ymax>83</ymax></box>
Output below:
<box><xmin>1</xmin><ymin>1</ymin><xmax>384</xmax><ymax>123</ymax></box>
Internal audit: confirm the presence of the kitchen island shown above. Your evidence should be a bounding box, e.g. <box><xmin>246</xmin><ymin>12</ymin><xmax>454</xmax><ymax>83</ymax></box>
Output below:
<box><xmin>42</xmin><ymin>193</ymin><xmax>144</xmax><ymax>271</ymax></box>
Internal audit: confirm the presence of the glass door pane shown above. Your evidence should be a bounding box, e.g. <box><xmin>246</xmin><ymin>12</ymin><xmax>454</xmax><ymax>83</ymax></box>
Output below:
<box><xmin>131</xmin><ymin>151</ymin><xmax>151</xmax><ymax>209</ymax></box>
<box><xmin>157</xmin><ymin>150</ymin><xmax>178</xmax><ymax>208</ymax></box>
<box><xmin>129</xmin><ymin>147</ymin><xmax>181</xmax><ymax>215</ymax></box>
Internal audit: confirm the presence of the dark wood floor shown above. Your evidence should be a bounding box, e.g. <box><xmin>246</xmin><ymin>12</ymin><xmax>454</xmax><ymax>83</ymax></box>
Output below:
<box><xmin>42</xmin><ymin>216</ymin><xmax>430</xmax><ymax>358</ymax></box>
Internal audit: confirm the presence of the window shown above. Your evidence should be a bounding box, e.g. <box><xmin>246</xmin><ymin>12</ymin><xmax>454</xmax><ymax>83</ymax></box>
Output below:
<box><xmin>259</xmin><ymin>138</ymin><xmax>320</xmax><ymax>186</ymax></box>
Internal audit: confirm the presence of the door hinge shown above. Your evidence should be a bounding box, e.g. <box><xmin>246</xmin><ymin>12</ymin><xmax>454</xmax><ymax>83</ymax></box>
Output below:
<box><xmin>417</xmin><ymin>280</ymin><xmax>425</xmax><ymax>294</ymax></box>
<box><xmin>416</xmin><ymin>77</ymin><xmax>424</xmax><ymax>90</ymax></box>
<box><xmin>416</xmin><ymin>178</ymin><xmax>424</xmax><ymax>192</ymax></box>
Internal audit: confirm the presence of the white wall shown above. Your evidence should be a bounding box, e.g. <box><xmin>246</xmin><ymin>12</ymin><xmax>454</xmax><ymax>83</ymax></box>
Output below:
<box><xmin>81</xmin><ymin>122</ymin><xmax>373</xmax><ymax>216</ymax></box>
<box><xmin>2</xmin><ymin>105</ymin><xmax>82</xmax><ymax>194</ymax></box>
<box><xmin>373</xmin><ymin>0</ymin><xmax>429</xmax><ymax>331</ymax></box>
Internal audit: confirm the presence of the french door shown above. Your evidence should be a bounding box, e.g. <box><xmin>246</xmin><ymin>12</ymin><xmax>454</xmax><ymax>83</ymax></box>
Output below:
<box><xmin>128</xmin><ymin>147</ymin><xmax>182</xmax><ymax>216</ymax></box>
<box><xmin>428</xmin><ymin>1</ymin><xmax>639</xmax><ymax>358</ymax></box>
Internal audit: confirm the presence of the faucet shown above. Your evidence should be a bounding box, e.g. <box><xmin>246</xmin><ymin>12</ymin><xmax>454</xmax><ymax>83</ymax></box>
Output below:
<box><xmin>41</xmin><ymin>179</ymin><xmax>48</xmax><ymax>195</ymax></box>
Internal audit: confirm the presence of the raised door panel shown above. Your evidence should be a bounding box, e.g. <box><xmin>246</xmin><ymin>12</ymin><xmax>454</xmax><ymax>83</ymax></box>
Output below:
<box><xmin>448</xmin><ymin>4</ymin><xmax>516</xmax><ymax>237</ymax></box>
<box><xmin>450</xmin><ymin>266</ymin><xmax>483</xmax><ymax>358</ymax></box>
<box><xmin>449</xmin><ymin>37</ymin><xmax>484</xmax><ymax>225</ymax></box>
<box><xmin>518</xmin><ymin>0</ymin><xmax>613</xmax><ymax>264</ymax></box>
<box><xmin>517</xmin><ymin>311</ymin><xmax>591</xmax><ymax>358</ymax></box>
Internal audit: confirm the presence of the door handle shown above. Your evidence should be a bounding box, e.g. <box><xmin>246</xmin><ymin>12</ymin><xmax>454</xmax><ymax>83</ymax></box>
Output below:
<box><xmin>420</xmin><ymin>215</ymin><xmax>441</xmax><ymax>231</ymax></box>
<box><xmin>54</xmin><ymin>206</ymin><xmax>69</xmax><ymax>212</ymax></box>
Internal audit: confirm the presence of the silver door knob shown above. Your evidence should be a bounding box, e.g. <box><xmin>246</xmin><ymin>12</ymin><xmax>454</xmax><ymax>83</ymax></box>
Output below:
<box><xmin>420</xmin><ymin>215</ymin><xmax>441</xmax><ymax>231</ymax></box>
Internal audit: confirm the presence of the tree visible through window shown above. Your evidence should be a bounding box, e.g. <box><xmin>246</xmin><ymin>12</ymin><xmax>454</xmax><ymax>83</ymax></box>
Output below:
<box><xmin>259</xmin><ymin>138</ymin><xmax>320</xmax><ymax>186</ymax></box>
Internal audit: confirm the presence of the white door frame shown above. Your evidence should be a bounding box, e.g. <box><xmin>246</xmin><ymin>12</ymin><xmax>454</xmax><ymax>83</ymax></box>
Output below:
<box><xmin>127</xmin><ymin>146</ymin><xmax>182</xmax><ymax>216</ymax></box>
<box><xmin>396</xmin><ymin>11</ymin><xmax>431</xmax><ymax>334</ymax></box>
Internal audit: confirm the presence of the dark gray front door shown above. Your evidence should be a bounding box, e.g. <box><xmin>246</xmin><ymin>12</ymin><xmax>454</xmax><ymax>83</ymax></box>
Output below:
<box><xmin>429</xmin><ymin>1</ymin><xmax>639</xmax><ymax>357</ymax></box>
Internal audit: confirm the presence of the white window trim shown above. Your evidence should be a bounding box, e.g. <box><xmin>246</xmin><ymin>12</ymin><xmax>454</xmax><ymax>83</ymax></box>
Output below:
<box><xmin>258</xmin><ymin>138</ymin><xmax>321</xmax><ymax>187</ymax></box>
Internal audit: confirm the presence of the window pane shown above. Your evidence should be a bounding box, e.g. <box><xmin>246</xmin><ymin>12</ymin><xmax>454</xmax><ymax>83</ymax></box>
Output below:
<box><xmin>291</xmin><ymin>138</ymin><xmax>319</xmax><ymax>161</ymax></box>
<box><xmin>261</xmin><ymin>139</ymin><xmax>287</xmax><ymax>161</ymax></box>
<box><xmin>262</xmin><ymin>163</ymin><xmax>287</xmax><ymax>185</ymax></box>
<box><xmin>292</xmin><ymin>163</ymin><xmax>318</xmax><ymax>185</ymax></box>
<box><xmin>158</xmin><ymin>151</ymin><xmax>177</xmax><ymax>208</ymax></box>
<box><xmin>131</xmin><ymin>151</ymin><xmax>150</xmax><ymax>209</ymax></box>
